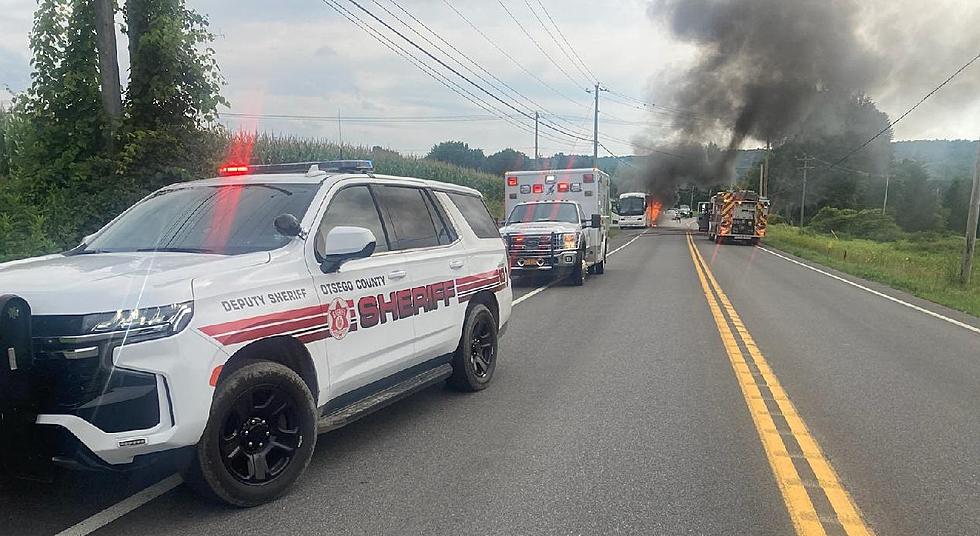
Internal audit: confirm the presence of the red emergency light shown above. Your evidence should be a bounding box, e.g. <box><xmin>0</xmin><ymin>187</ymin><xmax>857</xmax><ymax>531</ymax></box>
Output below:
<box><xmin>557</xmin><ymin>182</ymin><xmax>569</xmax><ymax>192</ymax></box>
<box><xmin>532</xmin><ymin>184</ymin><xmax>543</xmax><ymax>194</ymax></box>
<box><xmin>583</xmin><ymin>173</ymin><xmax>595</xmax><ymax>183</ymax></box>
<box><xmin>507</xmin><ymin>176</ymin><xmax>518</xmax><ymax>187</ymax></box>
<box><xmin>219</xmin><ymin>165</ymin><xmax>250</xmax><ymax>176</ymax></box>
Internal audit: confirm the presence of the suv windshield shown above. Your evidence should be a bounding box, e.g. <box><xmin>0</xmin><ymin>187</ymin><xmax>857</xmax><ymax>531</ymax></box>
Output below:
<box><xmin>619</xmin><ymin>197</ymin><xmax>646</xmax><ymax>216</ymax></box>
<box><xmin>507</xmin><ymin>202</ymin><xmax>580</xmax><ymax>224</ymax></box>
<box><xmin>77</xmin><ymin>183</ymin><xmax>320</xmax><ymax>255</ymax></box>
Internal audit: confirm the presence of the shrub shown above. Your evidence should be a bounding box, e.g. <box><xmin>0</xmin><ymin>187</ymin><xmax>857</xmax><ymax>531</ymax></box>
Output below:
<box><xmin>808</xmin><ymin>207</ymin><xmax>904</xmax><ymax>242</ymax></box>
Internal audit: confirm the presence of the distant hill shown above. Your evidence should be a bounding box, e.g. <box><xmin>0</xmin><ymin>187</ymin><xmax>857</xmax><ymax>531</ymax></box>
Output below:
<box><xmin>892</xmin><ymin>140</ymin><xmax>977</xmax><ymax>181</ymax></box>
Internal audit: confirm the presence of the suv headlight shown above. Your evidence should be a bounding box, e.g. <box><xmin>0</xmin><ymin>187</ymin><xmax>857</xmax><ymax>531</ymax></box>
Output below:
<box><xmin>562</xmin><ymin>233</ymin><xmax>578</xmax><ymax>250</ymax></box>
<box><xmin>84</xmin><ymin>302</ymin><xmax>194</xmax><ymax>340</ymax></box>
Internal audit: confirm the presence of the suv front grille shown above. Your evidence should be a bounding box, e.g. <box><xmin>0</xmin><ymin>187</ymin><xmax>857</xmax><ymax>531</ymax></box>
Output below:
<box><xmin>29</xmin><ymin>316</ymin><xmax>161</xmax><ymax>433</ymax></box>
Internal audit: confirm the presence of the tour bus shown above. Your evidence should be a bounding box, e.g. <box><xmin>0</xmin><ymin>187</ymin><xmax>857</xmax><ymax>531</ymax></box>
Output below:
<box><xmin>617</xmin><ymin>192</ymin><xmax>650</xmax><ymax>228</ymax></box>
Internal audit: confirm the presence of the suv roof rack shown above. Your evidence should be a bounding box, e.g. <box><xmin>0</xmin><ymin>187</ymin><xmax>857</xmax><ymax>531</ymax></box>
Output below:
<box><xmin>218</xmin><ymin>160</ymin><xmax>374</xmax><ymax>177</ymax></box>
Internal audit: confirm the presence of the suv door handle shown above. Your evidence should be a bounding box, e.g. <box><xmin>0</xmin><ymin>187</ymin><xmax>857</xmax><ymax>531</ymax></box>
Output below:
<box><xmin>388</xmin><ymin>270</ymin><xmax>407</xmax><ymax>280</ymax></box>
<box><xmin>449</xmin><ymin>259</ymin><xmax>465</xmax><ymax>270</ymax></box>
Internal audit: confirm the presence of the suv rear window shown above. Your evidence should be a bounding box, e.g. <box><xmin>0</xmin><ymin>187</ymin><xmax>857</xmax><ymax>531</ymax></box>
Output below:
<box><xmin>375</xmin><ymin>186</ymin><xmax>455</xmax><ymax>250</ymax></box>
<box><xmin>448</xmin><ymin>193</ymin><xmax>500</xmax><ymax>239</ymax></box>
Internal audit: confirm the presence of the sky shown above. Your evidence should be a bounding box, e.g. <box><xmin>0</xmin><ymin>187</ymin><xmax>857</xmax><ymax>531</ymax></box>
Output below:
<box><xmin>0</xmin><ymin>0</ymin><xmax>978</xmax><ymax>157</ymax></box>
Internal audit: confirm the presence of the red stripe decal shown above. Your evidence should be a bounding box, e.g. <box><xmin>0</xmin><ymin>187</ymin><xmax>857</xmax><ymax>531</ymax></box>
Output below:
<box><xmin>297</xmin><ymin>328</ymin><xmax>331</xmax><ymax>345</ymax></box>
<box><xmin>455</xmin><ymin>270</ymin><xmax>500</xmax><ymax>285</ymax></box>
<box><xmin>456</xmin><ymin>276</ymin><xmax>500</xmax><ymax>293</ymax></box>
<box><xmin>458</xmin><ymin>283</ymin><xmax>506</xmax><ymax>301</ymax></box>
<box><xmin>214</xmin><ymin>314</ymin><xmax>328</xmax><ymax>346</ymax></box>
<box><xmin>200</xmin><ymin>304</ymin><xmax>324</xmax><ymax>336</ymax></box>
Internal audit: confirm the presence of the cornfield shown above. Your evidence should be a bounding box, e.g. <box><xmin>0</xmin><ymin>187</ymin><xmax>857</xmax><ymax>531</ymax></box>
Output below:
<box><xmin>228</xmin><ymin>133</ymin><xmax>504</xmax><ymax>215</ymax></box>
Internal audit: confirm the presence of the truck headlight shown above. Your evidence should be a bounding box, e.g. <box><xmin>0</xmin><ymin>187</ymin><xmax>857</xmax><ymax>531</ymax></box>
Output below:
<box><xmin>562</xmin><ymin>233</ymin><xmax>577</xmax><ymax>250</ymax></box>
<box><xmin>84</xmin><ymin>302</ymin><xmax>194</xmax><ymax>339</ymax></box>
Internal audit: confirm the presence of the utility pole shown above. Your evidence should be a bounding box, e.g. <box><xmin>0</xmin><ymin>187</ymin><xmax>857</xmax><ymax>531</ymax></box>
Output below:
<box><xmin>763</xmin><ymin>138</ymin><xmax>771</xmax><ymax>197</ymax></box>
<box><xmin>94</xmin><ymin>0</ymin><xmax>122</xmax><ymax>129</ymax></box>
<box><xmin>534</xmin><ymin>111</ymin><xmax>540</xmax><ymax>161</ymax></box>
<box><xmin>759</xmin><ymin>163</ymin><xmax>765</xmax><ymax>196</ymax></box>
<box><xmin>960</xmin><ymin>140</ymin><xmax>980</xmax><ymax>285</ymax></box>
<box><xmin>587</xmin><ymin>83</ymin><xmax>607</xmax><ymax>168</ymax></box>
<box><xmin>337</xmin><ymin>108</ymin><xmax>343</xmax><ymax>159</ymax></box>
<box><xmin>882</xmin><ymin>173</ymin><xmax>890</xmax><ymax>214</ymax></box>
<box><xmin>797</xmin><ymin>155</ymin><xmax>816</xmax><ymax>227</ymax></box>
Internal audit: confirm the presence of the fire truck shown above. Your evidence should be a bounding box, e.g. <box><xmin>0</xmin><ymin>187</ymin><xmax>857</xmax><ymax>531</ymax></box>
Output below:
<box><xmin>706</xmin><ymin>190</ymin><xmax>769</xmax><ymax>245</ymax></box>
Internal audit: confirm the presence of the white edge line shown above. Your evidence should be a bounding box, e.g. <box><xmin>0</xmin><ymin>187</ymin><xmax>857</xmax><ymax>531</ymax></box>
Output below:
<box><xmin>55</xmin><ymin>474</ymin><xmax>184</xmax><ymax>536</ymax></box>
<box><xmin>53</xmin><ymin>231</ymin><xmax>648</xmax><ymax>535</ymax></box>
<box><xmin>758</xmin><ymin>246</ymin><xmax>980</xmax><ymax>336</ymax></box>
<box><xmin>608</xmin><ymin>232</ymin><xmax>645</xmax><ymax>257</ymax></box>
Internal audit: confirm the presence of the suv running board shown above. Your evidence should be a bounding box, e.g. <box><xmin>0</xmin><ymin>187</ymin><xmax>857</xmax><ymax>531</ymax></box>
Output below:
<box><xmin>318</xmin><ymin>363</ymin><xmax>453</xmax><ymax>433</ymax></box>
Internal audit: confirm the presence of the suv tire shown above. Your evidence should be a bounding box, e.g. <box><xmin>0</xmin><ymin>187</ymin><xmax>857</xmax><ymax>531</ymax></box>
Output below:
<box><xmin>182</xmin><ymin>361</ymin><xmax>317</xmax><ymax>507</ymax></box>
<box><xmin>449</xmin><ymin>303</ymin><xmax>498</xmax><ymax>391</ymax></box>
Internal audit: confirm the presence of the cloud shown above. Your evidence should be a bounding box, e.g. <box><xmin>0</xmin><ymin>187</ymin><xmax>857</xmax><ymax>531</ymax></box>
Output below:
<box><xmin>0</xmin><ymin>0</ymin><xmax>976</xmax><ymax>154</ymax></box>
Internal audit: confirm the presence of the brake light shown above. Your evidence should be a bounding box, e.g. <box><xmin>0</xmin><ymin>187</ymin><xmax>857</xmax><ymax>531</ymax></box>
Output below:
<box><xmin>507</xmin><ymin>176</ymin><xmax>518</xmax><ymax>187</ymax></box>
<box><xmin>557</xmin><ymin>182</ymin><xmax>569</xmax><ymax>192</ymax></box>
<box><xmin>219</xmin><ymin>165</ymin><xmax>250</xmax><ymax>176</ymax></box>
<box><xmin>532</xmin><ymin>184</ymin><xmax>543</xmax><ymax>194</ymax></box>
<box><xmin>583</xmin><ymin>173</ymin><xmax>594</xmax><ymax>183</ymax></box>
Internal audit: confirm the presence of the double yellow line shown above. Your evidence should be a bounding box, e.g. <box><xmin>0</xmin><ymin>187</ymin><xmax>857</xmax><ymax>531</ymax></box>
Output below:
<box><xmin>685</xmin><ymin>234</ymin><xmax>873</xmax><ymax>536</ymax></box>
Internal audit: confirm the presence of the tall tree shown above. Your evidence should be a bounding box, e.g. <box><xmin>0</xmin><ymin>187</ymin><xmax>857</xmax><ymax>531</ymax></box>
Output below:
<box><xmin>119</xmin><ymin>0</ymin><xmax>225</xmax><ymax>187</ymax></box>
<box><xmin>426</xmin><ymin>141</ymin><xmax>486</xmax><ymax>170</ymax></box>
<box><xmin>124</xmin><ymin>0</ymin><xmax>224</xmax><ymax>130</ymax></box>
<box><xmin>94</xmin><ymin>0</ymin><xmax>122</xmax><ymax>126</ymax></box>
<box><xmin>12</xmin><ymin>0</ymin><xmax>114</xmax><ymax>246</ymax></box>
<box><xmin>893</xmin><ymin>159</ymin><xmax>944</xmax><ymax>233</ymax></box>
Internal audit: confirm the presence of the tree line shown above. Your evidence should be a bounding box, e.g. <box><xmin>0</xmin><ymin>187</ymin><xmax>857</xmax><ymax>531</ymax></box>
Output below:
<box><xmin>0</xmin><ymin>0</ymin><xmax>225</xmax><ymax>259</ymax></box>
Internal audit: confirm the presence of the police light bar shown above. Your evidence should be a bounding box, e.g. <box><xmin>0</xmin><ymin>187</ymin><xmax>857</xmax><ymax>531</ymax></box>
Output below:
<box><xmin>218</xmin><ymin>165</ymin><xmax>250</xmax><ymax>176</ymax></box>
<box><xmin>218</xmin><ymin>160</ymin><xmax>374</xmax><ymax>177</ymax></box>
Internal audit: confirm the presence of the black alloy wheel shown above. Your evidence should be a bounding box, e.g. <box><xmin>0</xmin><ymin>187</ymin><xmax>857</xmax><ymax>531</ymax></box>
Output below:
<box><xmin>219</xmin><ymin>385</ymin><xmax>303</xmax><ymax>485</ymax></box>
<box><xmin>469</xmin><ymin>315</ymin><xmax>496</xmax><ymax>379</ymax></box>
<box><xmin>182</xmin><ymin>360</ymin><xmax>317</xmax><ymax>507</ymax></box>
<box><xmin>449</xmin><ymin>303</ymin><xmax>498</xmax><ymax>391</ymax></box>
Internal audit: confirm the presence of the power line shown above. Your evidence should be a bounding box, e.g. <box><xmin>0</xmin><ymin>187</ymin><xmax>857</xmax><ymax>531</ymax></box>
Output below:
<box><xmin>380</xmin><ymin>0</ymin><xmax>597</xmax><ymax>143</ymax></box>
<box><xmin>378</xmin><ymin>0</ymin><xmax>537</xmax><ymax>116</ymax></box>
<box><xmin>825</xmin><ymin>50</ymin><xmax>980</xmax><ymax>171</ymax></box>
<box><xmin>222</xmin><ymin>112</ymin><xmax>512</xmax><ymax>123</ymax></box>
<box><xmin>495</xmin><ymin>0</ymin><xmax>585</xmax><ymax>91</ymax></box>
<box><xmin>341</xmin><ymin>0</ymin><xmax>596</xmax><ymax>144</ymax></box>
<box><xmin>321</xmin><ymin>0</ymin><xmax>555</xmax><ymax>143</ymax></box>
<box><xmin>332</xmin><ymin>0</ymin><xmax>586</xmax><ymax>147</ymax></box>
<box><xmin>533</xmin><ymin>0</ymin><xmax>597</xmax><ymax>82</ymax></box>
<box><xmin>440</xmin><ymin>0</ymin><xmax>587</xmax><ymax>110</ymax></box>
<box><xmin>522</xmin><ymin>0</ymin><xmax>593</xmax><ymax>83</ymax></box>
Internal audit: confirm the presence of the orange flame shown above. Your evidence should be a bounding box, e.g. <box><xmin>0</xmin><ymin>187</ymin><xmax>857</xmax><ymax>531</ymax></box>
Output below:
<box><xmin>647</xmin><ymin>200</ymin><xmax>662</xmax><ymax>226</ymax></box>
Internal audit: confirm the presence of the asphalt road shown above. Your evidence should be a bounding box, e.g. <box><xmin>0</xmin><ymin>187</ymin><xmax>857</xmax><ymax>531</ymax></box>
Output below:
<box><xmin>3</xmin><ymin>220</ymin><xmax>980</xmax><ymax>535</ymax></box>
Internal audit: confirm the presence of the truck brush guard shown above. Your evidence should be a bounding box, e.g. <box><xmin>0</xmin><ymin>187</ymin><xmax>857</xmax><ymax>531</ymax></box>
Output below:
<box><xmin>506</xmin><ymin>233</ymin><xmax>562</xmax><ymax>269</ymax></box>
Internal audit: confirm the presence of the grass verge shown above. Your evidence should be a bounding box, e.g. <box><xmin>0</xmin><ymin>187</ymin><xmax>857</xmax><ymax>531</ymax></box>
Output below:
<box><xmin>764</xmin><ymin>224</ymin><xmax>980</xmax><ymax>318</ymax></box>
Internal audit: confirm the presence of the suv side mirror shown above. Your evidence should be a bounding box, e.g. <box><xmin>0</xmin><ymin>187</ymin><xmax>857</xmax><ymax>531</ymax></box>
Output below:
<box><xmin>275</xmin><ymin>213</ymin><xmax>304</xmax><ymax>237</ymax></box>
<box><xmin>320</xmin><ymin>226</ymin><xmax>376</xmax><ymax>273</ymax></box>
<box><xmin>590</xmin><ymin>214</ymin><xmax>602</xmax><ymax>228</ymax></box>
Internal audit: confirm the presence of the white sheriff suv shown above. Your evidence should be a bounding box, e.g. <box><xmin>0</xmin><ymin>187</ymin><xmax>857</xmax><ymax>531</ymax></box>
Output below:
<box><xmin>0</xmin><ymin>160</ymin><xmax>511</xmax><ymax>506</ymax></box>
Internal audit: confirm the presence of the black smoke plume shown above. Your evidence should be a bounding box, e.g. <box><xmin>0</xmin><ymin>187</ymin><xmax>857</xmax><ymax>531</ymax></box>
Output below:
<box><xmin>637</xmin><ymin>0</ymin><xmax>883</xmax><ymax>202</ymax></box>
